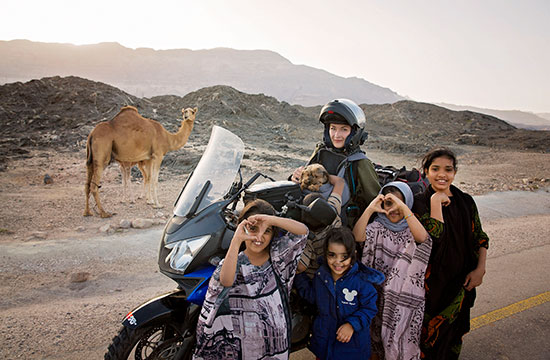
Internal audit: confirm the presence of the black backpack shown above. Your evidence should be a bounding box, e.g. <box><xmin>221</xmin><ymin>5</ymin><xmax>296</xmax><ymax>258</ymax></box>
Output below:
<box><xmin>373</xmin><ymin>163</ymin><xmax>430</xmax><ymax>196</ymax></box>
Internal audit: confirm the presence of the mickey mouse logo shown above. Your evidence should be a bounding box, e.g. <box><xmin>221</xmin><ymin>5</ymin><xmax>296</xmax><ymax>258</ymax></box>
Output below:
<box><xmin>342</xmin><ymin>288</ymin><xmax>358</xmax><ymax>302</ymax></box>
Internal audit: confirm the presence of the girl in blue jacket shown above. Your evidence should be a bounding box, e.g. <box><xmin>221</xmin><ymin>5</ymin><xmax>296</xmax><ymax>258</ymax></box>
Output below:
<box><xmin>295</xmin><ymin>226</ymin><xmax>385</xmax><ymax>360</ymax></box>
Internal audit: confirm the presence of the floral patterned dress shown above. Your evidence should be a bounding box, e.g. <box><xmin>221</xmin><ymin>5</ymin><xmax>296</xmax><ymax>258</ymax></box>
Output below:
<box><xmin>362</xmin><ymin>221</ymin><xmax>432</xmax><ymax>360</ymax></box>
<box><xmin>193</xmin><ymin>230</ymin><xmax>307</xmax><ymax>360</ymax></box>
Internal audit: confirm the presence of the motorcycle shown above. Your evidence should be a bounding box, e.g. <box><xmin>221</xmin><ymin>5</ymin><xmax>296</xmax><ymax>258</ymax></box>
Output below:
<box><xmin>104</xmin><ymin>125</ymin><xmax>336</xmax><ymax>360</ymax></box>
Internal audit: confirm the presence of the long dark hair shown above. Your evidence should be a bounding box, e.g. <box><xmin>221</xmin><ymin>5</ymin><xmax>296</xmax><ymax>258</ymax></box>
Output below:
<box><xmin>324</xmin><ymin>227</ymin><xmax>357</xmax><ymax>265</ymax></box>
<box><xmin>421</xmin><ymin>147</ymin><xmax>458</xmax><ymax>174</ymax></box>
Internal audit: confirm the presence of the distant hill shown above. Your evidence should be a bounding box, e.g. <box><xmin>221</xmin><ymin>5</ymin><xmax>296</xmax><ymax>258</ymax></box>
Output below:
<box><xmin>0</xmin><ymin>39</ymin><xmax>403</xmax><ymax>107</ymax></box>
<box><xmin>438</xmin><ymin>103</ymin><xmax>550</xmax><ymax>130</ymax></box>
<box><xmin>1</xmin><ymin>76</ymin><xmax>548</xmax><ymax>168</ymax></box>
<box><xmin>537</xmin><ymin>113</ymin><xmax>550</xmax><ymax>122</ymax></box>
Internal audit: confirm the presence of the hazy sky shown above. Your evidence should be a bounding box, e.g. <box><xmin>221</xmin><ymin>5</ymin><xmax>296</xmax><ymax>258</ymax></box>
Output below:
<box><xmin>1</xmin><ymin>0</ymin><xmax>549</xmax><ymax>112</ymax></box>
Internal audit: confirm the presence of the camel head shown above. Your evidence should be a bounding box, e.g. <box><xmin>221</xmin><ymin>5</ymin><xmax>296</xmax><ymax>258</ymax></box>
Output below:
<box><xmin>182</xmin><ymin>107</ymin><xmax>198</xmax><ymax>122</ymax></box>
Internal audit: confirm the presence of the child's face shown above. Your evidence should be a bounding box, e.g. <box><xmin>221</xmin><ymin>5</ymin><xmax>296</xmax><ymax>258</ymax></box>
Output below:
<box><xmin>326</xmin><ymin>242</ymin><xmax>352</xmax><ymax>281</ymax></box>
<box><xmin>244</xmin><ymin>223</ymin><xmax>274</xmax><ymax>256</ymax></box>
<box><xmin>383</xmin><ymin>191</ymin><xmax>405</xmax><ymax>223</ymax></box>
<box><xmin>329</xmin><ymin>124</ymin><xmax>352</xmax><ymax>149</ymax></box>
<box><xmin>426</xmin><ymin>156</ymin><xmax>456</xmax><ymax>194</ymax></box>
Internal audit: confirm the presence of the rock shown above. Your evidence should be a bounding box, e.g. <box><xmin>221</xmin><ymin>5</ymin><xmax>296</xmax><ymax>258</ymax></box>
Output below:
<box><xmin>29</xmin><ymin>231</ymin><xmax>47</xmax><ymax>240</ymax></box>
<box><xmin>131</xmin><ymin>218</ymin><xmax>153</xmax><ymax>229</ymax></box>
<box><xmin>153</xmin><ymin>218</ymin><xmax>166</xmax><ymax>226</ymax></box>
<box><xmin>154</xmin><ymin>211</ymin><xmax>165</xmax><ymax>219</ymax></box>
<box><xmin>0</xmin><ymin>228</ymin><xmax>14</xmax><ymax>235</ymax></box>
<box><xmin>99</xmin><ymin>224</ymin><xmax>114</xmax><ymax>233</ymax></box>
<box><xmin>43</xmin><ymin>174</ymin><xmax>53</xmax><ymax>184</ymax></box>
<box><xmin>75</xmin><ymin>226</ymin><xmax>85</xmax><ymax>232</ymax></box>
<box><xmin>70</xmin><ymin>272</ymin><xmax>90</xmax><ymax>283</ymax></box>
<box><xmin>119</xmin><ymin>219</ymin><xmax>131</xmax><ymax>229</ymax></box>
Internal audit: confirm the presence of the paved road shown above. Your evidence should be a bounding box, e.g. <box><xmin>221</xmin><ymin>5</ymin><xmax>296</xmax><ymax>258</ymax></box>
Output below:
<box><xmin>474</xmin><ymin>189</ymin><xmax>550</xmax><ymax>220</ymax></box>
<box><xmin>459</xmin><ymin>190</ymin><xmax>550</xmax><ymax>359</ymax></box>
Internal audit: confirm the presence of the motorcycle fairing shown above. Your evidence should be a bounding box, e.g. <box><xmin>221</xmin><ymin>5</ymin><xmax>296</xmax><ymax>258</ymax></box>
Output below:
<box><xmin>122</xmin><ymin>289</ymin><xmax>190</xmax><ymax>330</ymax></box>
<box><xmin>185</xmin><ymin>265</ymin><xmax>216</xmax><ymax>305</ymax></box>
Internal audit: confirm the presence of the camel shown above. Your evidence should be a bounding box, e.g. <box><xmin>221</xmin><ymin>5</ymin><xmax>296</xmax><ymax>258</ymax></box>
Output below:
<box><xmin>84</xmin><ymin>106</ymin><xmax>197</xmax><ymax>218</ymax></box>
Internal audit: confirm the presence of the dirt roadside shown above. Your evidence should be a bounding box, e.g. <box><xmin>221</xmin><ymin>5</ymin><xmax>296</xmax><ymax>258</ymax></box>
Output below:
<box><xmin>1</xmin><ymin>145</ymin><xmax>549</xmax><ymax>243</ymax></box>
<box><xmin>0</xmin><ymin>146</ymin><xmax>549</xmax><ymax>359</ymax></box>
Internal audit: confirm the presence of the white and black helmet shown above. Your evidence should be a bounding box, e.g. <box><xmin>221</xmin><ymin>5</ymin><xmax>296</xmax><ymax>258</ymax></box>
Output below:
<box><xmin>319</xmin><ymin>98</ymin><xmax>368</xmax><ymax>151</ymax></box>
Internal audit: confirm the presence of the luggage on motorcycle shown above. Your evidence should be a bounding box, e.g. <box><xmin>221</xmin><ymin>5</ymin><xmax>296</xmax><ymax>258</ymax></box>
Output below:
<box><xmin>300</xmin><ymin>197</ymin><xmax>338</xmax><ymax>230</ymax></box>
<box><xmin>244</xmin><ymin>180</ymin><xmax>302</xmax><ymax>211</ymax></box>
<box><xmin>374</xmin><ymin>163</ymin><xmax>430</xmax><ymax>196</ymax></box>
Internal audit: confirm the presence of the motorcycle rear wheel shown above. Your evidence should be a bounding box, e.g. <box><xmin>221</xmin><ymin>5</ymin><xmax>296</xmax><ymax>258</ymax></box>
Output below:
<box><xmin>104</xmin><ymin>322</ymin><xmax>195</xmax><ymax>360</ymax></box>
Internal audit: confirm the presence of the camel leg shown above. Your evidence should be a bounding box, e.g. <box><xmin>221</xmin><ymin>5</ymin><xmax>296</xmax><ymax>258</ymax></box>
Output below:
<box><xmin>84</xmin><ymin>161</ymin><xmax>94</xmax><ymax>216</ymax></box>
<box><xmin>150</xmin><ymin>157</ymin><xmax>164</xmax><ymax>209</ymax></box>
<box><xmin>119</xmin><ymin>162</ymin><xmax>131</xmax><ymax>203</ymax></box>
<box><xmin>87</xmin><ymin>135</ymin><xmax>113</xmax><ymax>218</ymax></box>
<box><xmin>137</xmin><ymin>161</ymin><xmax>150</xmax><ymax>201</ymax></box>
<box><xmin>84</xmin><ymin>138</ymin><xmax>112</xmax><ymax>217</ymax></box>
<box><xmin>140</xmin><ymin>160</ymin><xmax>154</xmax><ymax>204</ymax></box>
<box><xmin>90</xmin><ymin>162</ymin><xmax>112</xmax><ymax>218</ymax></box>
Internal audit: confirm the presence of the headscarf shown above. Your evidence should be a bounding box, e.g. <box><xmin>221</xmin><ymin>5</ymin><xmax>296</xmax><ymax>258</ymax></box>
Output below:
<box><xmin>374</xmin><ymin>181</ymin><xmax>413</xmax><ymax>232</ymax></box>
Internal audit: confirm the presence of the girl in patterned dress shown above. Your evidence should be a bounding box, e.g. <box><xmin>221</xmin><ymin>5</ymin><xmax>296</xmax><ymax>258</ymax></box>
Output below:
<box><xmin>353</xmin><ymin>181</ymin><xmax>431</xmax><ymax>360</ymax></box>
<box><xmin>193</xmin><ymin>199</ymin><xmax>308</xmax><ymax>360</ymax></box>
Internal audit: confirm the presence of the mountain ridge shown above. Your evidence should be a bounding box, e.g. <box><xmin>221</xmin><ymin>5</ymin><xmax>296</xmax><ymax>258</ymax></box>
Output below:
<box><xmin>438</xmin><ymin>103</ymin><xmax>550</xmax><ymax>130</ymax></box>
<box><xmin>0</xmin><ymin>39</ymin><xmax>403</xmax><ymax>106</ymax></box>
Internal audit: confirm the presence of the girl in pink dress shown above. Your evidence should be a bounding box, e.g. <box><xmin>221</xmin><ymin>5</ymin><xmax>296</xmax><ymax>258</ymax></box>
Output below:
<box><xmin>354</xmin><ymin>181</ymin><xmax>431</xmax><ymax>360</ymax></box>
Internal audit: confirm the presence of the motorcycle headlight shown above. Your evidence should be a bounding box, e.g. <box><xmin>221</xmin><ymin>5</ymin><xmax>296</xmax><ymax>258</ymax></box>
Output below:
<box><xmin>164</xmin><ymin>235</ymin><xmax>211</xmax><ymax>272</ymax></box>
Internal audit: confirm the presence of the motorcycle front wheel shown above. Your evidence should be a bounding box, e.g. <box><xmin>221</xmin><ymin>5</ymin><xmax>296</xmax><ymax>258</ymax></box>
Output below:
<box><xmin>104</xmin><ymin>322</ymin><xmax>195</xmax><ymax>360</ymax></box>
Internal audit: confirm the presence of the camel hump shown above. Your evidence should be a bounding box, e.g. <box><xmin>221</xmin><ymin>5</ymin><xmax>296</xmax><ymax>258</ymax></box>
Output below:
<box><xmin>111</xmin><ymin>105</ymin><xmax>141</xmax><ymax>120</ymax></box>
<box><xmin>119</xmin><ymin>105</ymin><xmax>139</xmax><ymax>114</ymax></box>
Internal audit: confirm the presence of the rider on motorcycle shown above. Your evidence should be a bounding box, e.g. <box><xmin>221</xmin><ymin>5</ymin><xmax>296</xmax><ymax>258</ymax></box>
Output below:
<box><xmin>291</xmin><ymin>99</ymin><xmax>380</xmax><ymax>227</ymax></box>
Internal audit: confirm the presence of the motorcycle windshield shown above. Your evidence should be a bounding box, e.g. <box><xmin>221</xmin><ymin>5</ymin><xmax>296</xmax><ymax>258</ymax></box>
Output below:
<box><xmin>173</xmin><ymin>126</ymin><xmax>244</xmax><ymax>217</ymax></box>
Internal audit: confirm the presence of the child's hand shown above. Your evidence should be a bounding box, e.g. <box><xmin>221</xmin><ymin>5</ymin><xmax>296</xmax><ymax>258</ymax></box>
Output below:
<box><xmin>383</xmin><ymin>193</ymin><xmax>407</xmax><ymax>215</ymax></box>
<box><xmin>464</xmin><ymin>267</ymin><xmax>486</xmax><ymax>291</ymax></box>
<box><xmin>291</xmin><ymin>166</ymin><xmax>304</xmax><ymax>183</ymax></box>
<box><xmin>243</xmin><ymin>214</ymin><xmax>273</xmax><ymax>241</ymax></box>
<box><xmin>431</xmin><ymin>192</ymin><xmax>451</xmax><ymax>207</ymax></box>
<box><xmin>336</xmin><ymin>323</ymin><xmax>354</xmax><ymax>343</ymax></box>
<box><xmin>246</xmin><ymin>214</ymin><xmax>273</xmax><ymax>228</ymax></box>
<box><xmin>367</xmin><ymin>194</ymin><xmax>386</xmax><ymax>214</ymax></box>
<box><xmin>235</xmin><ymin>221</ymin><xmax>257</xmax><ymax>245</ymax></box>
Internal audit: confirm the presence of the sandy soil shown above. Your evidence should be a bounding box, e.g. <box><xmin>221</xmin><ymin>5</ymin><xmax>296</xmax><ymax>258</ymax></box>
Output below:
<box><xmin>0</xmin><ymin>145</ymin><xmax>549</xmax><ymax>359</ymax></box>
<box><xmin>1</xmin><ymin>145</ymin><xmax>548</xmax><ymax>243</ymax></box>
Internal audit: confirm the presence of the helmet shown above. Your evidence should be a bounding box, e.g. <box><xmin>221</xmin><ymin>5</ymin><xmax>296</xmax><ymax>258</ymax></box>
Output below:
<box><xmin>319</xmin><ymin>99</ymin><xmax>368</xmax><ymax>151</ymax></box>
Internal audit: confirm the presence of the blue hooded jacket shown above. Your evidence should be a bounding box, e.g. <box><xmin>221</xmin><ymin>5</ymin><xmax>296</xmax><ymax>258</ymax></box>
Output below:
<box><xmin>294</xmin><ymin>260</ymin><xmax>385</xmax><ymax>360</ymax></box>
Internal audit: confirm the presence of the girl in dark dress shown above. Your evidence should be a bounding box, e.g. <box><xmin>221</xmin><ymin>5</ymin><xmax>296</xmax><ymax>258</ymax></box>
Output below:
<box><xmin>412</xmin><ymin>147</ymin><xmax>489</xmax><ymax>360</ymax></box>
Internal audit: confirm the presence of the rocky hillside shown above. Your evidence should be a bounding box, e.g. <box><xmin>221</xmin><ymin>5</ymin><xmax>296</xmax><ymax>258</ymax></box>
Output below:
<box><xmin>0</xmin><ymin>76</ymin><xmax>548</xmax><ymax>171</ymax></box>
<box><xmin>363</xmin><ymin>101</ymin><xmax>537</xmax><ymax>153</ymax></box>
